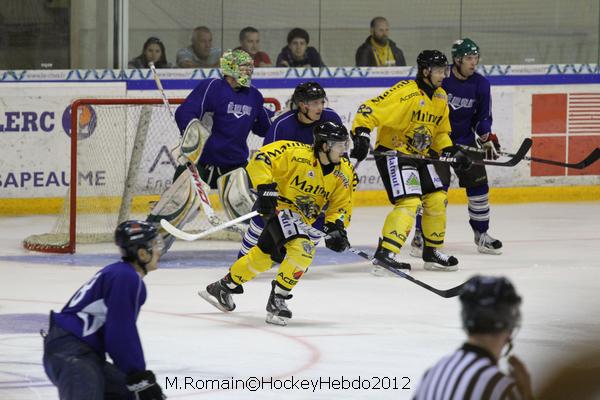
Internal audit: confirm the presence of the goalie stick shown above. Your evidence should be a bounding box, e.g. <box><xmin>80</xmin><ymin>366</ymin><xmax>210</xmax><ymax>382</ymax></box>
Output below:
<box><xmin>148</xmin><ymin>62</ymin><xmax>245</xmax><ymax>235</ymax></box>
<box><xmin>375</xmin><ymin>138</ymin><xmax>532</xmax><ymax>167</ymax></box>
<box><xmin>281</xmin><ymin>213</ymin><xmax>466</xmax><ymax>298</ymax></box>
<box><xmin>160</xmin><ymin>211</ymin><xmax>259</xmax><ymax>241</ymax></box>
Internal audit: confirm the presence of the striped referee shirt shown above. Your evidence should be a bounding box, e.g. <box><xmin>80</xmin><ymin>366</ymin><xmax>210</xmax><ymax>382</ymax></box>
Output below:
<box><xmin>413</xmin><ymin>343</ymin><xmax>524</xmax><ymax>400</ymax></box>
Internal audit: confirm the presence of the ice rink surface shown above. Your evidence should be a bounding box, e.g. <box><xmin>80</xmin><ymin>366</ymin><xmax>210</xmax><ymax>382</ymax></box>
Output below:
<box><xmin>1</xmin><ymin>202</ymin><xmax>599</xmax><ymax>399</ymax></box>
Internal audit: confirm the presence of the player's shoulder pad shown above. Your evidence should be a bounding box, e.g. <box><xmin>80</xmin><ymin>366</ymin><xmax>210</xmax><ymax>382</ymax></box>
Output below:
<box><xmin>254</xmin><ymin>140</ymin><xmax>312</xmax><ymax>160</ymax></box>
<box><xmin>334</xmin><ymin>157</ymin><xmax>358</xmax><ymax>189</ymax></box>
<box><xmin>371</xmin><ymin>80</ymin><xmax>418</xmax><ymax>105</ymax></box>
<box><xmin>106</xmin><ymin>261</ymin><xmax>142</xmax><ymax>283</ymax></box>
<box><xmin>433</xmin><ymin>86</ymin><xmax>448</xmax><ymax>101</ymax></box>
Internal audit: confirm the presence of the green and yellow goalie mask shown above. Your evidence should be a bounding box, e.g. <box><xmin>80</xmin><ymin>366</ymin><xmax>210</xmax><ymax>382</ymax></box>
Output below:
<box><xmin>220</xmin><ymin>49</ymin><xmax>254</xmax><ymax>87</ymax></box>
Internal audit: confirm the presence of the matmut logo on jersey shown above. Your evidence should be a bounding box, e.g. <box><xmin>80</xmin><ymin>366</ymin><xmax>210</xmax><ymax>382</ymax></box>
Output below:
<box><xmin>291</xmin><ymin>175</ymin><xmax>330</xmax><ymax>198</ymax></box>
<box><xmin>227</xmin><ymin>102</ymin><xmax>252</xmax><ymax>118</ymax></box>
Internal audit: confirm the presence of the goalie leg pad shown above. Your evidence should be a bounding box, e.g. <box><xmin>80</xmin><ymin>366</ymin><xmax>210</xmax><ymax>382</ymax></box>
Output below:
<box><xmin>217</xmin><ymin>167</ymin><xmax>257</xmax><ymax>221</ymax></box>
<box><xmin>147</xmin><ymin>169</ymin><xmax>200</xmax><ymax>254</ymax></box>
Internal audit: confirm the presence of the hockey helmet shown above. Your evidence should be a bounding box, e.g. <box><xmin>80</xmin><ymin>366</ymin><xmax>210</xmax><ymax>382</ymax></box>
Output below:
<box><xmin>292</xmin><ymin>82</ymin><xmax>327</xmax><ymax>108</ymax></box>
<box><xmin>313</xmin><ymin>121</ymin><xmax>350</xmax><ymax>161</ymax></box>
<box><xmin>115</xmin><ymin>220</ymin><xmax>159</xmax><ymax>262</ymax></box>
<box><xmin>460</xmin><ymin>275</ymin><xmax>522</xmax><ymax>334</ymax></box>
<box><xmin>220</xmin><ymin>49</ymin><xmax>254</xmax><ymax>87</ymax></box>
<box><xmin>451</xmin><ymin>38</ymin><xmax>480</xmax><ymax>60</ymax></box>
<box><xmin>417</xmin><ymin>50</ymin><xmax>448</xmax><ymax>72</ymax></box>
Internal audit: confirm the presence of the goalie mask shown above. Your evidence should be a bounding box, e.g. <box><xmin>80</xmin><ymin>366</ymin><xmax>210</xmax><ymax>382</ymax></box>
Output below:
<box><xmin>459</xmin><ymin>275</ymin><xmax>522</xmax><ymax>335</ymax></box>
<box><xmin>220</xmin><ymin>49</ymin><xmax>254</xmax><ymax>87</ymax></box>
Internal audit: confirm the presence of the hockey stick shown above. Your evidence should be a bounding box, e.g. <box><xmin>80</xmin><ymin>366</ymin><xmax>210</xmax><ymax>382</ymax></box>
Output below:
<box><xmin>458</xmin><ymin>142</ymin><xmax>600</xmax><ymax>170</ymax></box>
<box><xmin>501</xmin><ymin>147</ymin><xmax>600</xmax><ymax>169</ymax></box>
<box><xmin>160</xmin><ymin>211</ymin><xmax>259</xmax><ymax>241</ymax></box>
<box><xmin>375</xmin><ymin>138</ymin><xmax>532</xmax><ymax>167</ymax></box>
<box><xmin>280</xmin><ymin>213</ymin><xmax>466</xmax><ymax>298</ymax></box>
<box><xmin>148</xmin><ymin>62</ymin><xmax>244</xmax><ymax>235</ymax></box>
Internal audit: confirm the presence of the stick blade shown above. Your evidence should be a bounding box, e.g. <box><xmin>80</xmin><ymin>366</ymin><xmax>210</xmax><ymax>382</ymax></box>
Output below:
<box><xmin>160</xmin><ymin>218</ymin><xmax>197</xmax><ymax>241</ymax></box>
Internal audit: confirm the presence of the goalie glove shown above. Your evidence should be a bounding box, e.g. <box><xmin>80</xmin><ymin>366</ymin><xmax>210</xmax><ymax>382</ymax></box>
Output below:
<box><xmin>349</xmin><ymin>127</ymin><xmax>371</xmax><ymax>162</ymax></box>
<box><xmin>256</xmin><ymin>183</ymin><xmax>278</xmax><ymax>217</ymax></box>
<box><xmin>441</xmin><ymin>146</ymin><xmax>473</xmax><ymax>172</ymax></box>
<box><xmin>126</xmin><ymin>370</ymin><xmax>166</xmax><ymax>400</ymax></box>
<box><xmin>173</xmin><ymin>119</ymin><xmax>210</xmax><ymax>165</ymax></box>
<box><xmin>478</xmin><ymin>132</ymin><xmax>501</xmax><ymax>160</ymax></box>
<box><xmin>323</xmin><ymin>220</ymin><xmax>350</xmax><ymax>253</ymax></box>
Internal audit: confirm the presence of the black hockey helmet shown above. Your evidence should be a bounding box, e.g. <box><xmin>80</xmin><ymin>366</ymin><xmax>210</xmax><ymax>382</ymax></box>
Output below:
<box><xmin>313</xmin><ymin>121</ymin><xmax>349</xmax><ymax>147</ymax></box>
<box><xmin>460</xmin><ymin>275</ymin><xmax>522</xmax><ymax>334</ymax></box>
<box><xmin>115</xmin><ymin>220</ymin><xmax>159</xmax><ymax>266</ymax></box>
<box><xmin>292</xmin><ymin>81</ymin><xmax>326</xmax><ymax>109</ymax></box>
<box><xmin>313</xmin><ymin>121</ymin><xmax>349</xmax><ymax>164</ymax></box>
<box><xmin>416</xmin><ymin>50</ymin><xmax>448</xmax><ymax>77</ymax></box>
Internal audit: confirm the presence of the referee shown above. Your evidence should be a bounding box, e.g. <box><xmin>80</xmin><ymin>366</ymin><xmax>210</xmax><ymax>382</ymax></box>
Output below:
<box><xmin>413</xmin><ymin>275</ymin><xmax>534</xmax><ymax>400</ymax></box>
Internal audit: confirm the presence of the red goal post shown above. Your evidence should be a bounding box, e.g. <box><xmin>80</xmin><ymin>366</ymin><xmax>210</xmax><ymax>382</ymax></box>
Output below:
<box><xmin>23</xmin><ymin>96</ymin><xmax>282</xmax><ymax>253</ymax></box>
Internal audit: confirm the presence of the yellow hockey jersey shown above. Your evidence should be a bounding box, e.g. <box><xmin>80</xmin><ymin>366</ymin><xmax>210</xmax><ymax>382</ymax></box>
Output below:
<box><xmin>352</xmin><ymin>80</ymin><xmax>453</xmax><ymax>155</ymax></box>
<box><xmin>246</xmin><ymin>140</ymin><xmax>356</xmax><ymax>226</ymax></box>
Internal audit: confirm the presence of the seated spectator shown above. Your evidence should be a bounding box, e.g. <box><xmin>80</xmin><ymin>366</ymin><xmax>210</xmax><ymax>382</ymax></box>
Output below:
<box><xmin>355</xmin><ymin>17</ymin><xmax>406</xmax><ymax>67</ymax></box>
<box><xmin>128</xmin><ymin>37</ymin><xmax>171</xmax><ymax>69</ymax></box>
<box><xmin>276</xmin><ymin>28</ymin><xmax>324</xmax><ymax>68</ymax></box>
<box><xmin>236</xmin><ymin>26</ymin><xmax>271</xmax><ymax>67</ymax></box>
<box><xmin>176</xmin><ymin>26</ymin><xmax>221</xmax><ymax>68</ymax></box>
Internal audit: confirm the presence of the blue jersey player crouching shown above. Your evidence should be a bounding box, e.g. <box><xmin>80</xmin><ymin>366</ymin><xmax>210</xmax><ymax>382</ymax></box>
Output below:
<box><xmin>42</xmin><ymin>220</ymin><xmax>166</xmax><ymax>400</ymax></box>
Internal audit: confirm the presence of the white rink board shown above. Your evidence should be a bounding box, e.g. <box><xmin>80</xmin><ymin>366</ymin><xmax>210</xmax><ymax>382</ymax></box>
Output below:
<box><xmin>1</xmin><ymin>82</ymin><xmax>599</xmax><ymax>200</ymax></box>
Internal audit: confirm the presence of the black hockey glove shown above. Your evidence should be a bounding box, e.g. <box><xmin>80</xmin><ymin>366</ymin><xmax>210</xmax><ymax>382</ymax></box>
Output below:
<box><xmin>256</xmin><ymin>183</ymin><xmax>278</xmax><ymax>217</ymax></box>
<box><xmin>323</xmin><ymin>220</ymin><xmax>350</xmax><ymax>253</ymax></box>
<box><xmin>441</xmin><ymin>146</ymin><xmax>473</xmax><ymax>172</ymax></box>
<box><xmin>349</xmin><ymin>127</ymin><xmax>371</xmax><ymax>162</ymax></box>
<box><xmin>126</xmin><ymin>370</ymin><xmax>166</xmax><ymax>400</ymax></box>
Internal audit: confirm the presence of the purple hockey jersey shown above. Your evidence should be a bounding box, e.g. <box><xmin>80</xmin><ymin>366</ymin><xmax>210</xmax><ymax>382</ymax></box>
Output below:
<box><xmin>52</xmin><ymin>262</ymin><xmax>147</xmax><ymax>374</ymax></box>
<box><xmin>442</xmin><ymin>71</ymin><xmax>493</xmax><ymax>146</ymax></box>
<box><xmin>263</xmin><ymin>108</ymin><xmax>343</xmax><ymax>145</ymax></box>
<box><xmin>175</xmin><ymin>78</ymin><xmax>272</xmax><ymax>167</ymax></box>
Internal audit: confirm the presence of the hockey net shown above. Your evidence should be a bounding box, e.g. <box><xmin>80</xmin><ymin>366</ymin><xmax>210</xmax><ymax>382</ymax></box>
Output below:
<box><xmin>23</xmin><ymin>97</ymin><xmax>281</xmax><ymax>253</ymax></box>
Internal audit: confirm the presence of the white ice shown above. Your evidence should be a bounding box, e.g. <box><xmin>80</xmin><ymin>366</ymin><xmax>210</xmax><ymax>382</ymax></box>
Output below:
<box><xmin>1</xmin><ymin>202</ymin><xmax>599</xmax><ymax>399</ymax></box>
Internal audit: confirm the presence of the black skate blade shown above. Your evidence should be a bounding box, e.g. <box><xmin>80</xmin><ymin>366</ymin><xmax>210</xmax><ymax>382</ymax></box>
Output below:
<box><xmin>198</xmin><ymin>290</ymin><xmax>233</xmax><ymax>313</ymax></box>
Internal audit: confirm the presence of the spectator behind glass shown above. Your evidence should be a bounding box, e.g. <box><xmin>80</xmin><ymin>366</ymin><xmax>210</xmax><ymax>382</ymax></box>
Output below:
<box><xmin>128</xmin><ymin>37</ymin><xmax>171</xmax><ymax>69</ymax></box>
<box><xmin>236</xmin><ymin>26</ymin><xmax>271</xmax><ymax>67</ymax></box>
<box><xmin>176</xmin><ymin>26</ymin><xmax>221</xmax><ymax>68</ymax></box>
<box><xmin>355</xmin><ymin>17</ymin><xmax>406</xmax><ymax>67</ymax></box>
<box><xmin>276</xmin><ymin>28</ymin><xmax>325</xmax><ymax>68</ymax></box>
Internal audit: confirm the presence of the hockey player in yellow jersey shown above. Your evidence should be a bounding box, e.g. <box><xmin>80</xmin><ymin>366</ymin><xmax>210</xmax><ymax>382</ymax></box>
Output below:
<box><xmin>200</xmin><ymin>121</ymin><xmax>355</xmax><ymax>325</ymax></box>
<box><xmin>351</xmin><ymin>50</ymin><xmax>472</xmax><ymax>273</ymax></box>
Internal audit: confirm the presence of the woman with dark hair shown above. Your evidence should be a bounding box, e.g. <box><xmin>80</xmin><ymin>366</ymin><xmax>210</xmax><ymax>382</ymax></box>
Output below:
<box><xmin>276</xmin><ymin>28</ymin><xmax>325</xmax><ymax>68</ymax></box>
<box><xmin>128</xmin><ymin>37</ymin><xmax>172</xmax><ymax>68</ymax></box>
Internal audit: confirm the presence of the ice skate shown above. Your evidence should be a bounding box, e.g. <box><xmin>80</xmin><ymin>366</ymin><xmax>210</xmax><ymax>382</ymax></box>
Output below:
<box><xmin>265</xmin><ymin>281</ymin><xmax>293</xmax><ymax>326</ymax></box>
<box><xmin>423</xmin><ymin>246</ymin><xmax>458</xmax><ymax>272</ymax></box>
<box><xmin>372</xmin><ymin>240</ymin><xmax>411</xmax><ymax>276</ymax></box>
<box><xmin>409</xmin><ymin>229</ymin><xmax>424</xmax><ymax>258</ymax></box>
<box><xmin>475</xmin><ymin>231</ymin><xmax>502</xmax><ymax>255</ymax></box>
<box><xmin>199</xmin><ymin>278</ymin><xmax>243</xmax><ymax>312</ymax></box>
